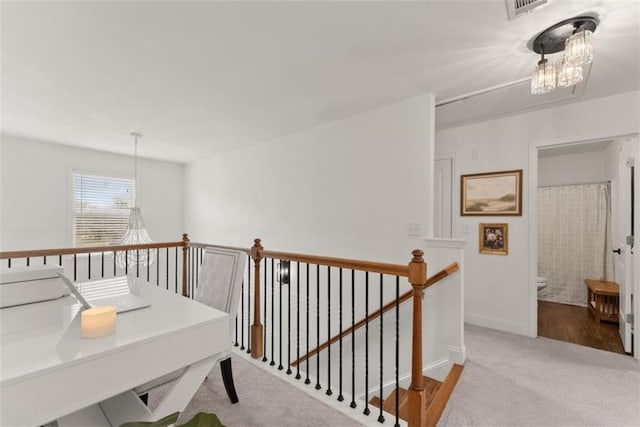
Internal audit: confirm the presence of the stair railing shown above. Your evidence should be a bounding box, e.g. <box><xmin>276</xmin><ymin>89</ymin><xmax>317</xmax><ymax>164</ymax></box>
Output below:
<box><xmin>2</xmin><ymin>235</ymin><xmax>459</xmax><ymax>427</ymax></box>
<box><xmin>290</xmin><ymin>261</ymin><xmax>459</xmax><ymax>368</ymax></box>
<box><xmin>0</xmin><ymin>234</ymin><xmax>191</xmax><ymax>296</ymax></box>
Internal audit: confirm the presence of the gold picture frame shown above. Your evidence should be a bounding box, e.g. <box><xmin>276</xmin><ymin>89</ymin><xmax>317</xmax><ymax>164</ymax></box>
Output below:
<box><xmin>479</xmin><ymin>223</ymin><xmax>508</xmax><ymax>255</ymax></box>
<box><xmin>461</xmin><ymin>169</ymin><xmax>523</xmax><ymax>216</ymax></box>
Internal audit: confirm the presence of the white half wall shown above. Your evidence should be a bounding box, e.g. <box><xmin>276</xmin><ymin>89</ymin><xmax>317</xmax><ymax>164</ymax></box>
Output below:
<box><xmin>186</xmin><ymin>93</ymin><xmax>435</xmax><ymax>264</ymax></box>
<box><xmin>435</xmin><ymin>90</ymin><xmax>640</xmax><ymax>336</ymax></box>
<box><xmin>0</xmin><ymin>134</ymin><xmax>185</xmax><ymax>251</ymax></box>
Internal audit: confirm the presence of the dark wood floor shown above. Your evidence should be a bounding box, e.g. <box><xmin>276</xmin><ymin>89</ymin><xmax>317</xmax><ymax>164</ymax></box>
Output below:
<box><xmin>538</xmin><ymin>301</ymin><xmax>627</xmax><ymax>354</ymax></box>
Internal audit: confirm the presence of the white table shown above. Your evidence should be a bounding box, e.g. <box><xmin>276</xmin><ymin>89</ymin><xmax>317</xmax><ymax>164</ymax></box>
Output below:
<box><xmin>0</xmin><ymin>277</ymin><xmax>230</xmax><ymax>427</ymax></box>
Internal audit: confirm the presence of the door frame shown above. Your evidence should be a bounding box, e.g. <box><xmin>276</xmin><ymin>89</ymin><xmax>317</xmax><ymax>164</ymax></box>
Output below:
<box><xmin>528</xmin><ymin>133</ymin><xmax>639</xmax><ymax>360</ymax></box>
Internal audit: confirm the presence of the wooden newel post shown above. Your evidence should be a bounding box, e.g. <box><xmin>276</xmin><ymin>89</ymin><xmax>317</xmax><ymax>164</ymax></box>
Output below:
<box><xmin>250</xmin><ymin>238</ymin><xmax>264</xmax><ymax>359</ymax></box>
<box><xmin>181</xmin><ymin>234</ymin><xmax>190</xmax><ymax>297</ymax></box>
<box><xmin>407</xmin><ymin>249</ymin><xmax>427</xmax><ymax>427</ymax></box>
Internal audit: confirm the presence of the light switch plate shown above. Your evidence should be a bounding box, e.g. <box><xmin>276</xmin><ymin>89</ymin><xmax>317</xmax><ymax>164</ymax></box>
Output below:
<box><xmin>408</xmin><ymin>223</ymin><xmax>423</xmax><ymax>237</ymax></box>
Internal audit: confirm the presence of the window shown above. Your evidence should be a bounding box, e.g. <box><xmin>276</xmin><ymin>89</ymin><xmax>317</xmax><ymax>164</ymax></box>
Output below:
<box><xmin>73</xmin><ymin>171</ymin><xmax>135</xmax><ymax>247</ymax></box>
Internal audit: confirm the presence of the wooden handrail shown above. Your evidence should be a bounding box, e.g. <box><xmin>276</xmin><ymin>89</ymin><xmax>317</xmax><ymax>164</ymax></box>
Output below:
<box><xmin>263</xmin><ymin>250</ymin><xmax>409</xmax><ymax>276</ymax></box>
<box><xmin>290</xmin><ymin>262</ymin><xmax>459</xmax><ymax>367</ymax></box>
<box><xmin>0</xmin><ymin>240</ymin><xmax>186</xmax><ymax>259</ymax></box>
<box><xmin>188</xmin><ymin>242</ymin><xmax>409</xmax><ymax>277</ymax></box>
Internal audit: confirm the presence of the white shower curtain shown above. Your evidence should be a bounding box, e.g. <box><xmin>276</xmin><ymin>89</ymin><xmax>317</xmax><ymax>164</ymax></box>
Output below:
<box><xmin>537</xmin><ymin>183</ymin><xmax>613</xmax><ymax>307</ymax></box>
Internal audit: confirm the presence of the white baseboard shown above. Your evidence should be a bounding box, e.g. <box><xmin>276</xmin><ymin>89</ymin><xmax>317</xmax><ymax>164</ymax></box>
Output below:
<box><xmin>448</xmin><ymin>345</ymin><xmax>466</xmax><ymax>364</ymax></box>
<box><xmin>356</xmin><ymin>356</ymin><xmax>452</xmax><ymax>400</ymax></box>
<box><xmin>465</xmin><ymin>312</ymin><xmax>529</xmax><ymax>336</ymax></box>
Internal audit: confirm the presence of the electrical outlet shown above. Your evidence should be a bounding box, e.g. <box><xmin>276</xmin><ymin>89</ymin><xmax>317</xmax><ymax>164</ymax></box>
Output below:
<box><xmin>408</xmin><ymin>223</ymin><xmax>423</xmax><ymax>237</ymax></box>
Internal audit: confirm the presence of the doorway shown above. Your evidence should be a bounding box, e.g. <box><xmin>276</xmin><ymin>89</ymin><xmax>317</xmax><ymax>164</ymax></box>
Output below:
<box><xmin>528</xmin><ymin>134</ymin><xmax>639</xmax><ymax>359</ymax></box>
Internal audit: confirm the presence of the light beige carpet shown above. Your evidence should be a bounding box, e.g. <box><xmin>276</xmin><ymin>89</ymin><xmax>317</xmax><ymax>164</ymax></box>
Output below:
<box><xmin>148</xmin><ymin>354</ymin><xmax>362</xmax><ymax>426</ymax></box>
<box><xmin>152</xmin><ymin>324</ymin><xmax>640</xmax><ymax>426</ymax></box>
<box><xmin>439</xmin><ymin>324</ymin><xmax>640</xmax><ymax>426</ymax></box>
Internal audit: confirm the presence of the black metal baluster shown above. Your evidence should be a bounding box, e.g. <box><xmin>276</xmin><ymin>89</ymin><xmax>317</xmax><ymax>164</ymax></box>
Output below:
<box><xmin>125</xmin><ymin>251</ymin><xmax>128</xmax><ymax>275</ymax></box>
<box><xmin>315</xmin><ymin>264</ymin><xmax>321</xmax><ymax>390</ymax></box>
<box><xmin>395</xmin><ymin>276</ymin><xmax>400</xmax><ymax>427</ymax></box>
<box><xmin>7</xmin><ymin>258</ymin><xmax>11</xmax><ymax>268</ymax></box>
<box><xmin>271</xmin><ymin>258</ymin><xmax>275</xmax><ymax>366</ymax></box>
<box><xmin>363</xmin><ymin>271</ymin><xmax>370</xmax><ymax>416</ymax></box>
<box><xmin>305</xmin><ymin>263</ymin><xmax>310</xmax><ymax>385</ymax></box>
<box><xmin>286</xmin><ymin>260</ymin><xmax>292</xmax><ymax>375</ymax></box>
<box><xmin>73</xmin><ymin>254</ymin><xmax>77</xmax><ymax>281</ymax></box>
<box><xmin>136</xmin><ymin>249</ymin><xmax>139</xmax><ymax>278</ymax></box>
<box><xmin>175</xmin><ymin>247</ymin><xmax>178</xmax><ymax>293</ymax></box>
<box><xmin>26</xmin><ymin>257</ymin><xmax>30</xmax><ymax>267</ymax></box>
<box><xmin>263</xmin><ymin>258</ymin><xmax>268</xmax><ymax>362</ymax></box>
<box><xmin>147</xmin><ymin>248</ymin><xmax>150</xmax><ymax>282</ymax></box>
<box><xmin>113</xmin><ymin>252</ymin><xmax>116</xmax><ymax>277</ymax></box>
<box><xmin>278</xmin><ymin>260</ymin><xmax>283</xmax><ymax>370</ymax></box>
<box><xmin>378</xmin><ymin>273</ymin><xmax>385</xmax><ymax>423</ymax></box>
<box><xmin>296</xmin><ymin>261</ymin><xmax>301</xmax><ymax>379</ymax></box>
<box><xmin>165</xmin><ymin>248</ymin><xmax>169</xmax><ymax>291</ymax></box>
<box><xmin>88</xmin><ymin>253</ymin><xmax>92</xmax><ymax>280</ymax></box>
<box><xmin>235</xmin><ymin>313</ymin><xmax>239</xmax><ymax>347</ymax></box>
<box><xmin>246</xmin><ymin>255</ymin><xmax>251</xmax><ymax>353</ymax></box>
<box><xmin>338</xmin><ymin>267</ymin><xmax>344</xmax><ymax>402</ymax></box>
<box><xmin>350</xmin><ymin>269</ymin><xmax>356</xmax><ymax>409</ymax></box>
<box><xmin>326</xmin><ymin>265</ymin><xmax>332</xmax><ymax>396</ymax></box>
<box><xmin>59</xmin><ymin>255</ymin><xmax>62</xmax><ymax>269</ymax></box>
<box><xmin>237</xmin><ymin>276</ymin><xmax>243</xmax><ymax>348</ymax></box>
<box><xmin>100</xmin><ymin>252</ymin><xmax>104</xmax><ymax>278</ymax></box>
<box><xmin>43</xmin><ymin>256</ymin><xmax>47</xmax><ymax>265</ymax></box>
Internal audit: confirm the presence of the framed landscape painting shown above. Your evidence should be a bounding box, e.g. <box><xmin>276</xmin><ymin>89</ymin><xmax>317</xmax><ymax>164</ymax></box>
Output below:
<box><xmin>479</xmin><ymin>223</ymin><xmax>508</xmax><ymax>255</ymax></box>
<box><xmin>461</xmin><ymin>169</ymin><xmax>522</xmax><ymax>216</ymax></box>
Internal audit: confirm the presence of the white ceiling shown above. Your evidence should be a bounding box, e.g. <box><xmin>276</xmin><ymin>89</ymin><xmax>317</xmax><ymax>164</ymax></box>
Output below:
<box><xmin>2</xmin><ymin>1</ymin><xmax>639</xmax><ymax>163</ymax></box>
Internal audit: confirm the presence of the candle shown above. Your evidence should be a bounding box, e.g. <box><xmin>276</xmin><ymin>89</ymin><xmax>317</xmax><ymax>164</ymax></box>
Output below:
<box><xmin>81</xmin><ymin>306</ymin><xmax>116</xmax><ymax>338</ymax></box>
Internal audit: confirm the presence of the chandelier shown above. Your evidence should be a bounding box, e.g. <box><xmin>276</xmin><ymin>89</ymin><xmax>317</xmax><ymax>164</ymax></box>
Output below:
<box><xmin>530</xmin><ymin>16</ymin><xmax>598</xmax><ymax>95</ymax></box>
<box><xmin>116</xmin><ymin>132</ymin><xmax>155</xmax><ymax>269</ymax></box>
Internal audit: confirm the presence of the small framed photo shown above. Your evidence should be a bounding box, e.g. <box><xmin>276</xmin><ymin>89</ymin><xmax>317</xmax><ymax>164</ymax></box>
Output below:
<box><xmin>461</xmin><ymin>169</ymin><xmax>523</xmax><ymax>216</ymax></box>
<box><xmin>479</xmin><ymin>223</ymin><xmax>508</xmax><ymax>255</ymax></box>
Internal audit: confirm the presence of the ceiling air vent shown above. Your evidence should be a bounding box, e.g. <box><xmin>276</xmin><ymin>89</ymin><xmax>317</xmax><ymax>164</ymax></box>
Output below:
<box><xmin>506</xmin><ymin>0</ymin><xmax>548</xmax><ymax>20</ymax></box>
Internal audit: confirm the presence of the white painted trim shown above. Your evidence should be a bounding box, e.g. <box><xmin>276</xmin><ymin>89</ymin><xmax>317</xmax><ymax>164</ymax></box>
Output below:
<box><xmin>528</xmin><ymin>142</ymin><xmax>538</xmax><ymax>338</ymax></box>
<box><xmin>426</xmin><ymin>94</ymin><xmax>436</xmax><ymax>238</ymax></box>
<box><xmin>356</xmin><ymin>357</ymin><xmax>451</xmax><ymax>400</ymax></box>
<box><xmin>632</xmin><ymin>136</ymin><xmax>640</xmax><ymax>362</ymax></box>
<box><xmin>423</xmin><ymin>237</ymin><xmax>466</xmax><ymax>249</ymax></box>
<box><xmin>528</xmin><ymin>132</ymin><xmax>640</xmax><ymax>347</ymax></box>
<box><xmin>465</xmin><ymin>313</ymin><xmax>529</xmax><ymax>336</ymax></box>
<box><xmin>448</xmin><ymin>345</ymin><xmax>466</xmax><ymax>365</ymax></box>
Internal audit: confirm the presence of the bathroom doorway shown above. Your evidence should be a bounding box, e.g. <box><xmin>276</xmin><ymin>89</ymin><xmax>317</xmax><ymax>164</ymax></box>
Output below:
<box><xmin>530</xmin><ymin>135</ymin><xmax>638</xmax><ymax>357</ymax></box>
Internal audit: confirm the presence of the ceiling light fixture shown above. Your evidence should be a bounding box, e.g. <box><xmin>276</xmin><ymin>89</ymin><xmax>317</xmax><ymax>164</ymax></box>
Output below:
<box><xmin>530</xmin><ymin>16</ymin><xmax>598</xmax><ymax>95</ymax></box>
<box><xmin>116</xmin><ymin>132</ymin><xmax>155</xmax><ymax>269</ymax></box>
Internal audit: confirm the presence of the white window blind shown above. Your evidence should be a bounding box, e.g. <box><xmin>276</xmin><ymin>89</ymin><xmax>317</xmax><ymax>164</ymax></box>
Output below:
<box><xmin>73</xmin><ymin>171</ymin><xmax>135</xmax><ymax>247</ymax></box>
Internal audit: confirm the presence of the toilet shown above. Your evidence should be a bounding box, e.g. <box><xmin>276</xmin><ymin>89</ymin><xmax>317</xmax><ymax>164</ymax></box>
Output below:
<box><xmin>536</xmin><ymin>276</ymin><xmax>548</xmax><ymax>290</ymax></box>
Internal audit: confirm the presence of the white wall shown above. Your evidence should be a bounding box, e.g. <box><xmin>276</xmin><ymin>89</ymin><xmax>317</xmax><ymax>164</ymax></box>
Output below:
<box><xmin>185</xmin><ymin>92</ymin><xmax>467</xmax><ymax>380</ymax></box>
<box><xmin>435</xmin><ymin>90</ymin><xmax>640</xmax><ymax>335</ymax></box>
<box><xmin>186</xmin><ymin>93</ymin><xmax>435</xmax><ymax>265</ymax></box>
<box><xmin>538</xmin><ymin>150</ymin><xmax>606</xmax><ymax>187</ymax></box>
<box><xmin>604</xmin><ymin>139</ymin><xmax>624</xmax><ymax>284</ymax></box>
<box><xmin>1</xmin><ymin>134</ymin><xmax>185</xmax><ymax>251</ymax></box>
